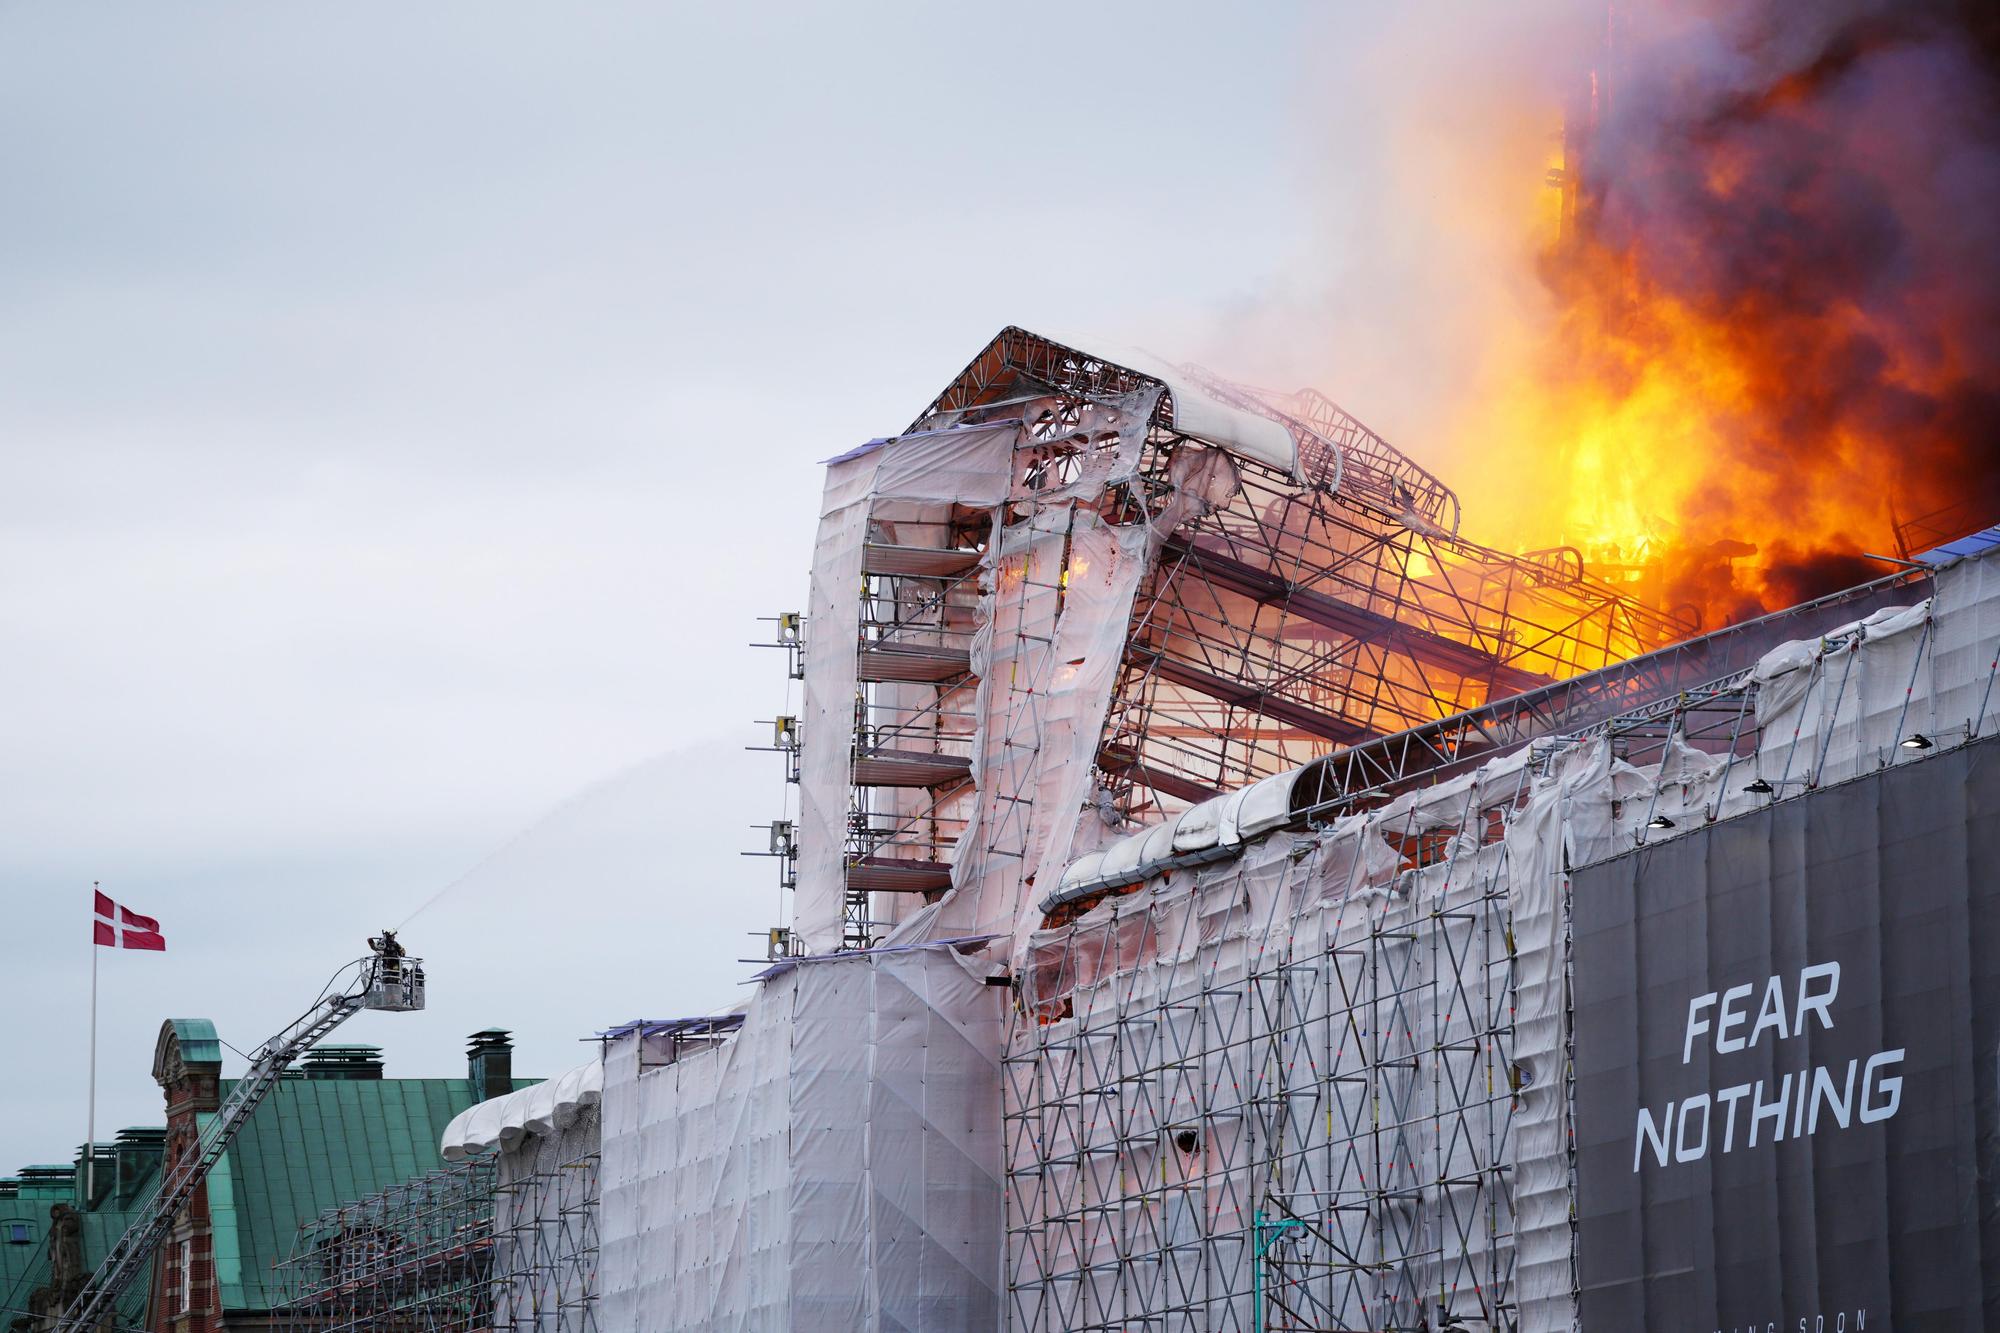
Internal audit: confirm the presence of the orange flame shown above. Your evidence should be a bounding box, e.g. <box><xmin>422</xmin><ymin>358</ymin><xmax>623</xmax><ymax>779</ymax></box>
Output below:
<box><xmin>1443</xmin><ymin>4</ymin><xmax>2000</xmax><ymax>629</ymax></box>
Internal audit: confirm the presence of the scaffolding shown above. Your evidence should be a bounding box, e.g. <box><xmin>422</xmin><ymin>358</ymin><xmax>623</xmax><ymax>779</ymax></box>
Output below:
<box><xmin>1282</xmin><ymin>562</ymin><xmax>1932</xmax><ymax>821</ymax></box>
<box><xmin>272</xmin><ymin>1157</ymin><xmax>496</xmax><ymax>1333</ymax></box>
<box><xmin>1000</xmin><ymin>654</ymin><xmax>1792</xmax><ymax>1329</ymax></box>
<box><xmin>493</xmin><ymin>1145</ymin><xmax>600</xmax><ymax>1333</ymax></box>
<box><xmin>842</xmin><ymin>484</ymin><xmax>987</xmax><ymax>938</ymax></box>
<box><xmin>1004</xmin><ymin>762</ymin><xmax>1535</xmax><ymax>1332</ymax></box>
<box><xmin>271</xmin><ymin>1145</ymin><xmax>600</xmax><ymax>1333</ymax></box>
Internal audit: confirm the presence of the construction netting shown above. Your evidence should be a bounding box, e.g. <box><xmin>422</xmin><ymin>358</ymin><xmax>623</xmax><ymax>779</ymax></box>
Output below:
<box><xmin>1009</xmin><ymin>716</ymin><xmax>1570</xmax><ymax>1330</ymax></box>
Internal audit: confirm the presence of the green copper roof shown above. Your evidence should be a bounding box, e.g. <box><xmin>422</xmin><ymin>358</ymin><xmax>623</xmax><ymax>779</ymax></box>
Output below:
<box><xmin>1</xmin><ymin>1039</ymin><xmax>533</xmax><ymax>1321</ymax></box>
<box><xmin>0</xmin><ymin>1176</ymin><xmax>153</xmax><ymax>1332</ymax></box>
<box><xmin>211</xmin><ymin>1072</ymin><xmax>533</xmax><ymax>1311</ymax></box>
<box><xmin>163</xmin><ymin>1019</ymin><xmax>221</xmax><ymax>1066</ymax></box>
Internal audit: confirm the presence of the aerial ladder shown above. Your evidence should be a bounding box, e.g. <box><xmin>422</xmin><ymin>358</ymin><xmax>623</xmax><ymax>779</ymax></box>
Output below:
<box><xmin>54</xmin><ymin>932</ymin><xmax>426</xmax><ymax>1333</ymax></box>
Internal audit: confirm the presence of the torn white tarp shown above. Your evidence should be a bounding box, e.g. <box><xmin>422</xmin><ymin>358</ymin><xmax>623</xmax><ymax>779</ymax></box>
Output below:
<box><xmin>934</xmin><ymin>505</ymin><xmax>1153</xmax><ymax>951</ymax></box>
<box><xmin>1752</xmin><ymin>597</ymin><xmax>1934</xmax><ymax>789</ymax></box>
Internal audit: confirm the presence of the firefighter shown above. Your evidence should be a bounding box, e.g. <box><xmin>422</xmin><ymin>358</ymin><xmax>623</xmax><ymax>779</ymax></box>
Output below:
<box><xmin>368</xmin><ymin>928</ymin><xmax>405</xmax><ymax>983</ymax></box>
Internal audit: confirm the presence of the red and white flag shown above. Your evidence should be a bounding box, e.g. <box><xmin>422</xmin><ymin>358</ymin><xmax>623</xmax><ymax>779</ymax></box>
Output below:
<box><xmin>93</xmin><ymin>890</ymin><xmax>165</xmax><ymax>951</ymax></box>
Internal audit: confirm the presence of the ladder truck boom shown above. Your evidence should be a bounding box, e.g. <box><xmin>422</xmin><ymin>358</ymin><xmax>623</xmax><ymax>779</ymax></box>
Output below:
<box><xmin>56</xmin><ymin>934</ymin><xmax>425</xmax><ymax>1333</ymax></box>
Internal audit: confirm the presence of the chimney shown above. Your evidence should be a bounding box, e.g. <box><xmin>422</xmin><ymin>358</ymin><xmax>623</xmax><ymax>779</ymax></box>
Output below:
<box><xmin>70</xmin><ymin>1143</ymin><xmax>115</xmax><ymax>1209</ymax></box>
<box><xmin>15</xmin><ymin>1166</ymin><xmax>75</xmax><ymax>1202</ymax></box>
<box><xmin>467</xmin><ymin>1030</ymin><xmax>513</xmax><ymax>1102</ymax></box>
<box><xmin>112</xmin><ymin>1128</ymin><xmax>165</xmax><ymax>1205</ymax></box>
<box><xmin>298</xmin><ymin>1045</ymin><xmax>385</xmax><ymax>1080</ymax></box>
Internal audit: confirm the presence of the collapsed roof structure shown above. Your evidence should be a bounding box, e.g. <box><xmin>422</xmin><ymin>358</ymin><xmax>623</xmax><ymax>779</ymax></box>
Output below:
<box><xmin>780</xmin><ymin>326</ymin><xmax>1926</xmax><ymax>958</ymax></box>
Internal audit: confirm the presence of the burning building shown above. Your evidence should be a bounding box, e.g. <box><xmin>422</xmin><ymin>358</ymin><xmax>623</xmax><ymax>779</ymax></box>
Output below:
<box><xmin>455</xmin><ymin>324</ymin><xmax>1992</xmax><ymax>1331</ymax></box>
<box><xmin>340</xmin><ymin>9</ymin><xmax>2000</xmax><ymax>1327</ymax></box>
<box><xmin>785</xmin><ymin>328</ymin><xmax>1696</xmax><ymax>958</ymax></box>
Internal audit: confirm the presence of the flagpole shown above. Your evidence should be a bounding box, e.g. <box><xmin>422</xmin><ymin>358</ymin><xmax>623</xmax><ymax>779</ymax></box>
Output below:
<box><xmin>88</xmin><ymin>881</ymin><xmax>98</xmax><ymax>1204</ymax></box>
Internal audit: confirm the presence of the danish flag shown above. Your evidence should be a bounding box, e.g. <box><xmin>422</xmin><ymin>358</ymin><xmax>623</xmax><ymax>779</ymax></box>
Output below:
<box><xmin>93</xmin><ymin>891</ymin><xmax>166</xmax><ymax>951</ymax></box>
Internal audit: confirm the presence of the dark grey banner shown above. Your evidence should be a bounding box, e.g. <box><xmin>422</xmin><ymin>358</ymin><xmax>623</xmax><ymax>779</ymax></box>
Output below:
<box><xmin>1573</xmin><ymin>734</ymin><xmax>2000</xmax><ymax>1331</ymax></box>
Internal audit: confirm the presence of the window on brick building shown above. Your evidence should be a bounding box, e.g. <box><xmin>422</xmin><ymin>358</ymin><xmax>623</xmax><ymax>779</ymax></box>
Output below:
<box><xmin>176</xmin><ymin>1238</ymin><xmax>192</xmax><ymax>1314</ymax></box>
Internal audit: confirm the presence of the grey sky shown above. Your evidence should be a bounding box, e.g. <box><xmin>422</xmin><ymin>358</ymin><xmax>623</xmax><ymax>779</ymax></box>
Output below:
<box><xmin>0</xmin><ymin>1</ymin><xmax>1577</xmax><ymax>1169</ymax></box>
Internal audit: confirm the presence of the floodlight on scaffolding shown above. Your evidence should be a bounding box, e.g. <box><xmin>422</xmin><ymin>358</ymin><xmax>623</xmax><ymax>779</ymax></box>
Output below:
<box><xmin>773</xmin><ymin>715</ymin><xmax>800</xmax><ymax>750</ymax></box>
<box><xmin>1898</xmin><ymin>722</ymin><xmax>1970</xmax><ymax>755</ymax></box>
<box><xmin>741</xmin><ymin>820</ymin><xmax>798</xmax><ymax>888</ymax></box>
<box><xmin>751</xmin><ymin>612</ymin><xmax>807</xmax><ymax>679</ymax></box>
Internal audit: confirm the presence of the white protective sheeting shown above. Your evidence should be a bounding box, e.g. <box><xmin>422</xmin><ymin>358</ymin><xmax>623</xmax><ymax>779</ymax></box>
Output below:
<box><xmin>934</xmin><ymin>501</ymin><xmax>1156</xmax><ymax>952</ymax></box>
<box><xmin>1058</xmin><ymin>850</ymin><xmax>1106</xmax><ymax>893</ymax></box>
<box><xmin>795</xmin><ymin>424</ymin><xmax>1018</xmax><ymax>952</ymax></box>
<box><xmin>1232</xmin><ymin>767</ymin><xmax>1301</xmax><ymax>839</ymax></box>
<box><xmin>1753</xmin><ymin>597</ymin><xmax>1933</xmax><ymax>789</ymax></box>
<box><xmin>1214</xmin><ymin>785</ymin><xmax>1253</xmax><ymax>844</ymax></box>
<box><xmin>803</xmin><ymin>380</ymin><xmax>1179</xmax><ymax>954</ymax></box>
<box><xmin>599</xmin><ymin>943</ymin><xmax>1007</xmax><ymax>1332</ymax></box>
<box><xmin>1508</xmin><ymin>742</ymin><xmax>1591</xmax><ymax>1328</ymax></box>
<box><xmin>440</xmin><ymin>1058</ymin><xmax>603</xmax><ymax>1160</ymax></box>
<box><xmin>1096</xmin><ymin>824</ymin><xmax>1149</xmax><ymax>881</ymax></box>
<box><xmin>1171</xmin><ymin>794</ymin><xmax>1226</xmax><ymax>851</ymax></box>
<box><xmin>1931</xmin><ymin>549</ymin><xmax>2000</xmax><ymax>733</ymax></box>
<box><xmin>1746</xmin><ymin>554</ymin><xmax>2000</xmax><ymax>797</ymax></box>
<box><xmin>1137</xmin><ymin>813</ymin><xmax>1181</xmax><ymax>866</ymax></box>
